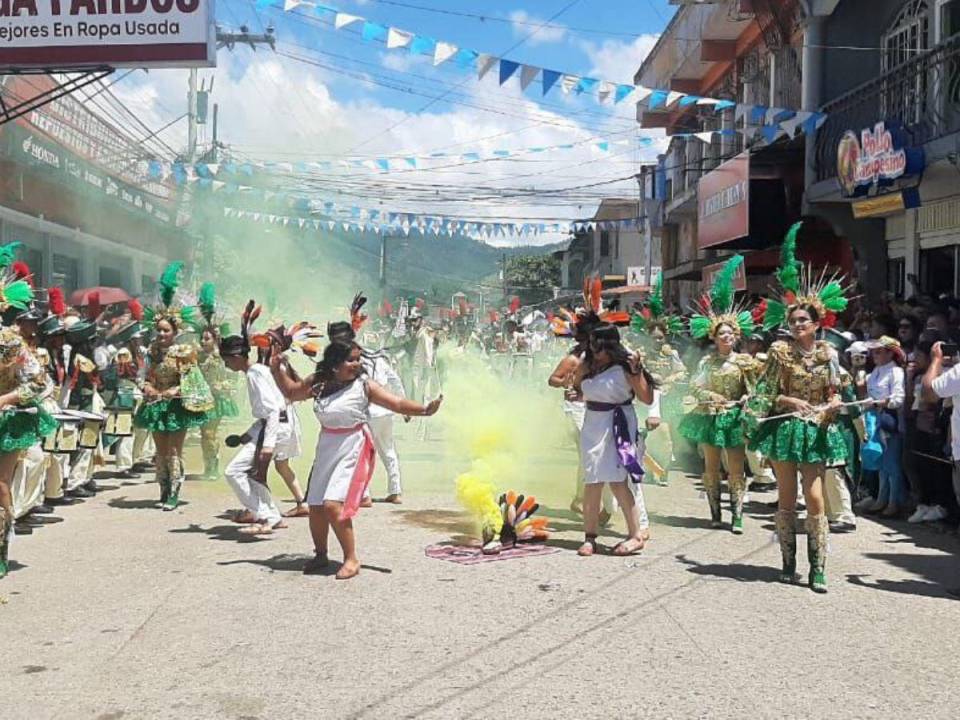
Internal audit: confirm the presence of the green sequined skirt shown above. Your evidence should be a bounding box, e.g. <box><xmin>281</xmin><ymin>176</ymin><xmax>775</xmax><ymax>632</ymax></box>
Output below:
<box><xmin>748</xmin><ymin>417</ymin><xmax>848</xmax><ymax>465</ymax></box>
<box><xmin>212</xmin><ymin>395</ymin><xmax>240</xmax><ymax>420</ymax></box>
<box><xmin>0</xmin><ymin>407</ymin><xmax>58</xmax><ymax>453</ymax></box>
<box><xmin>678</xmin><ymin>407</ymin><xmax>744</xmax><ymax>448</ymax></box>
<box><xmin>135</xmin><ymin>398</ymin><xmax>216</xmax><ymax>433</ymax></box>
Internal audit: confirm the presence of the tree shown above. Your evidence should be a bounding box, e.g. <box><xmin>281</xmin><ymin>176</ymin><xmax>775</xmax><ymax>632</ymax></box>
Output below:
<box><xmin>504</xmin><ymin>254</ymin><xmax>561</xmax><ymax>305</ymax></box>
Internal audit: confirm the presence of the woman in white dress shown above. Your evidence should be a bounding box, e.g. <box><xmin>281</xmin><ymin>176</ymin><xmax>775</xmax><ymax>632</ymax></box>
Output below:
<box><xmin>271</xmin><ymin>341</ymin><xmax>441</xmax><ymax>580</ymax></box>
<box><xmin>573</xmin><ymin>324</ymin><xmax>655</xmax><ymax>556</ymax></box>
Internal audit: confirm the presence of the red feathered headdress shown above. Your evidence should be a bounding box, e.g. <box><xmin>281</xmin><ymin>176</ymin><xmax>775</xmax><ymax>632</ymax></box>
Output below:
<box><xmin>509</xmin><ymin>296</ymin><xmax>521</xmax><ymax>314</ymax></box>
<box><xmin>48</xmin><ymin>287</ymin><xmax>66</xmax><ymax>317</ymax></box>
<box><xmin>12</xmin><ymin>261</ymin><xmax>33</xmax><ymax>288</ymax></box>
<box><xmin>350</xmin><ymin>292</ymin><xmax>368</xmax><ymax>332</ymax></box>
<box><xmin>86</xmin><ymin>290</ymin><xmax>102</xmax><ymax>321</ymax></box>
<box><xmin>128</xmin><ymin>298</ymin><xmax>144</xmax><ymax>322</ymax></box>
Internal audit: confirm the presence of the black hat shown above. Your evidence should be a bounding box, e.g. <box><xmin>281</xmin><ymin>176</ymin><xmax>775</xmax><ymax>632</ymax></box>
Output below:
<box><xmin>590</xmin><ymin>323</ymin><xmax>621</xmax><ymax>343</ymax></box>
<box><xmin>327</xmin><ymin>321</ymin><xmax>355</xmax><ymax>342</ymax></box>
<box><xmin>219</xmin><ymin>335</ymin><xmax>250</xmax><ymax>358</ymax></box>
<box><xmin>111</xmin><ymin>321</ymin><xmax>142</xmax><ymax>345</ymax></box>
<box><xmin>16</xmin><ymin>306</ymin><xmax>44</xmax><ymax>323</ymax></box>
<box><xmin>66</xmin><ymin>320</ymin><xmax>97</xmax><ymax>345</ymax></box>
<box><xmin>38</xmin><ymin>315</ymin><xmax>65</xmax><ymax>337</ymax></box>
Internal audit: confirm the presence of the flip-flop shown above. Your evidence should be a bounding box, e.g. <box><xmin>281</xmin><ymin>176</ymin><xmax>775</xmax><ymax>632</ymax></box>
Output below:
<box><xmin>238</xmin><ymin>523</ymin><xmax>273</xmax><ymax>536</ymax></box>
<box><xmin>282</xmin><ymin>505</ymin><xmax>310</xmax><ymax>518</ymax></box>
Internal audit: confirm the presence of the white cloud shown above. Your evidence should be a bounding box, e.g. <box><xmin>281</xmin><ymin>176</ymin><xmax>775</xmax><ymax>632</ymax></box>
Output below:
<box><xmin>114</xmin><ymin>50</ymin><xmax>659</xmax><ymax>247</ymax></box>
<box><xmin>508</xmin><ymin>9</ymin><xmax>568</xmax><ymax>45</ymax></box>
<box><xmin>380</xmin><ymin>51</ymin><xmax>421</xmax><ymax>73</ymax></box>
<box><xmin>581</xmin><ymin>34</ymin><xmax>660</xmax><ymax>83</ymax></box>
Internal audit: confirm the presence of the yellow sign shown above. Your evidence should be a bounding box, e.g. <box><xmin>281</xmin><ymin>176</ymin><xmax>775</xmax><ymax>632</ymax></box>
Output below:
<box><xmin>852</xmin><ymin>193</ymin><xmax>905</xmax><ymax>219</ymax></box>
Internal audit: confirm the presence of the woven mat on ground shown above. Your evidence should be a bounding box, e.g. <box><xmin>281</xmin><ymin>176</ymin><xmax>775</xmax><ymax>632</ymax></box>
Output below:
<box><xmin>424</xmin><ymin>542</ymin><xmax>559</xmax><ymax>565</ymax></box>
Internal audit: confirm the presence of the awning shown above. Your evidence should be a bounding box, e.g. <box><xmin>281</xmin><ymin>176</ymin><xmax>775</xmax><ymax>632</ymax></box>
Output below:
<box><xmin>602</xmin><ymin>285</ymin><xmax>651</xmax><ymax>296</ymax></box>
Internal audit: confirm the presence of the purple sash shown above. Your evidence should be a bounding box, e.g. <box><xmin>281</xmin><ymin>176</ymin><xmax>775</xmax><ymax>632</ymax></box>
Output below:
<box><xmin>613</xmin><ymin>405</ymin><xmax>644</xmax><ymax>484</ymax></box>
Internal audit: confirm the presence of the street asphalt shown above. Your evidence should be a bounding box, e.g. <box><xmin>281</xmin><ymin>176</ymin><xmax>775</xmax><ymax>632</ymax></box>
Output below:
<box><xmin>2</xmin><ymin>456</ymin><xmax>959</xmax><ymax>719</ymax></box>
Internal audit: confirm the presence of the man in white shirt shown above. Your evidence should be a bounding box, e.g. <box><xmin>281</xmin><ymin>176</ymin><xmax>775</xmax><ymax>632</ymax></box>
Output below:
<box><xmin>922</xmin><ymin>340</ymin><xmax>960</xmax><ymax>519</ymax></box>
<box><xmin>219</xmin><ymin>335</ymin><xmax>293</xmax><ymax>535</ymax></box>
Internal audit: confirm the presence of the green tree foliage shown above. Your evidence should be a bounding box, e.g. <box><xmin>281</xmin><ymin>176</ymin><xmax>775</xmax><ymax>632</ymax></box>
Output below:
<box><xmin>505</xmin><ymin>254</ymin><xmax>561</xmax><ymax>290</ymax></box>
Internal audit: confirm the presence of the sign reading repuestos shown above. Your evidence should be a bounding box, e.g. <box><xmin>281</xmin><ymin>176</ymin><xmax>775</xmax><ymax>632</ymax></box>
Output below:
<box><xmin>0</xmin><ymin>0</ymin><xmax>215</xmax><ymax>69</ymax></box>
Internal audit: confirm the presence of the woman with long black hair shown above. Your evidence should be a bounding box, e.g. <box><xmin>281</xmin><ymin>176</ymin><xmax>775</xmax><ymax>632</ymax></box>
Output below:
<box><xmin>270</xmin><ymin>340</ymin><xmax>442</xmax><ymax>580</ymax></box>
<box><xmin>573</xmin><ymin>323</ymin><xmax>655</xmax><ymax>557</ymax></box>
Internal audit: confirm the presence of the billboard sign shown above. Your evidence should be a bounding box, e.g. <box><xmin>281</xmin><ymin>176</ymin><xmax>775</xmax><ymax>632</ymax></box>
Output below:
<box><xmin>697</xmin><ymin>152</ymin><xmax>749</xmax><ymax>250</ymax></box>
<box><xmin>836</xmin><ymin>121</ymin><xmax>925</xmax><ymax>198</ymax></box>
<box><xmin>627</xmin><ymin>265</ymin><xmax>661</xmax><ymax>286</ymax></box>
<box><xmin>0</xmin><ymin>0</ymin><xmax>216</xmax><ymax>70</ymax></box>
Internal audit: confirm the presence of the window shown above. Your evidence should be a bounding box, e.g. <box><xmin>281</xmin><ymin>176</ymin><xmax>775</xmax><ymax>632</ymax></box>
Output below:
<box><xmin>142</xmin><ymin>275</ymin><xmax>156</xmax><ymax>298</ymax></box>
<box><xmin>920</xmin><ymin>245</ymin><xmax>956</xmax><ymax>296</ymax></box>
<box><xmin>22</xmin><ymin>246</ymin><xmax>43</xmax><ymax>286</ymax></box>
<box><xmin>614</xmin><ymin>229</ymin><xmax>620</xmax><ymax>260</ymax></box>
<box><xmin>52</xmin><ymin>254</ymin><xmax>79</xmax><ymax>294</ymax></box>
<box><xmin>883</xmin><ymin>1</ymin><xmax>930</xmax><ymax>125</ymax></box>
<box><xmin>938</xmin><ymin>0</ymin><xmax>960</xmax><ymax>41</ymax></box>
<box><xmin>600</xmin><ymin>230</ymin><xmax>610</xmax><ymax>257</ymax></box>
<box><xmin>99</xmin><ymin>266</ymin><xmax>125</xmax><ymax>289</ymax></box>
<box><xmin>887</xmin><ymin>258</ymin><xmax>906</xmax><ymax>298</ymax></box>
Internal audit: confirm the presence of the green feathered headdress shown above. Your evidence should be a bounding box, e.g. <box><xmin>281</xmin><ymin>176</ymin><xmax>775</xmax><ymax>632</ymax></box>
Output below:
<box><xmin>762</xmin><ymin>221</ymin><xmax>853</xmax><ymax>330</ymax></box>
<box><xmin>630</xmin><ymin>272</ymin><xmax>684</xmax><ymax>337</ymax></box>
<box><xmin>0</xmin><ymin>241</ymin><xmax>22</xmax><ymax>272</ymax></box>
<box><xmin>199</xmin><ymin>282</ymin><xmax>217</xmax><ymax>327</ymax></box>
<box><xmin>688</xmin><ymin>255</ymin><xmax>754</xmax><ymax>339</ymax></box>
<box><xmin>0</xmin><ymin>278</ymin><xmax>34</xmax><ymax>312</ymax></box>
<box><xmin>143</xmin><ymin>261</ymin><xmax>202</xmax><ymax>332</ymax></box>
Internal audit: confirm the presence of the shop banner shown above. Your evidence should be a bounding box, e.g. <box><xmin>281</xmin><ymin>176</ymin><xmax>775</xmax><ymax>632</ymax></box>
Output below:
<box><xmin>698</xmin><ymin>152</ymin><xmax>750</xmax><ymax>250</ymax></box>
<box><xmin>0</xmin><ymin>0</ymin><xmax>215</xmax><ymax>69</ymax></box>
<box><xmin>6</xmin><ymin>123</ymin><xmax>173</xmax><ymax>224</ymax></box>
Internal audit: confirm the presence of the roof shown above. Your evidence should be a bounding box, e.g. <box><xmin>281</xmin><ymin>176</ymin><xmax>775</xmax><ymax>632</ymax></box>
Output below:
<box><xmin>594</xmin><ymin>198</ymin><xmax>640</xmax><ymax>221</ymax></box>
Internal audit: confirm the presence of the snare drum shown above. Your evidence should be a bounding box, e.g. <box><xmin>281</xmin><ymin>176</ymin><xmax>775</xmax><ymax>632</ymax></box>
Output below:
<box><xmin>104</xmin><ymin>410</ymin><xmax>134</xmax><ymax>437</ymax></box>
<box><xmin>43</xmin><ymin>415</ymin><xmax>80</xmax><ymax>454</ymax></box>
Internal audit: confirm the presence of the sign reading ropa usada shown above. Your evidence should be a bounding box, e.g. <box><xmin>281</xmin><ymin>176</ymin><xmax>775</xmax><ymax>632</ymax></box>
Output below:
<box><xmin>0</xmin><ymin>0</ymin><xmax>215</xmax><ymax>70</ymax></box>
<box><xmin>836</xmin><ymin>121</ymin><xmax>925</xmax><ymax>198</ymax></box>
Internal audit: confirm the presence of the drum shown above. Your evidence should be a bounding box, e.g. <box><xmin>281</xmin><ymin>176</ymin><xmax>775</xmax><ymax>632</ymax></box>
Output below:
<box><xmin>43</xmin><ymin>414</ymin><xmax>81</xmax><ymax>454</ymax></box>
<box><xmin>104</xmin><ymin>410</ymin><xmax>134</xmax><ymax>437</ymax></box>
<box><xmin>59</xmin><ymin>409</ymin><xmax>105</xmax><ymax>450</ymax></box>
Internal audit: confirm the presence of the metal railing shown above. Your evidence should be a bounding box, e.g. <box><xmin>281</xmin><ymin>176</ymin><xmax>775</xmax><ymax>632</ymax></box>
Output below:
<box><xmin>816</xmin><ymin>33</ymin><xmax>960</xmax><ymax>182</ymax></box>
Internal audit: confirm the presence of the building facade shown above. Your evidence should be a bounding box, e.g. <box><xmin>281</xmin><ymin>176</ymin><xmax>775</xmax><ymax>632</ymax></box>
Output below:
<box><xmin>0</xmin><ymin>75</ymin><xmax>190</xmax><ymax>297</ymax></box>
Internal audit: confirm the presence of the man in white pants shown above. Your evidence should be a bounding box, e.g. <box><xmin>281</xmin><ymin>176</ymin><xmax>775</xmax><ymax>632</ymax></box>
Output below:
<box><xmin>328</xmin><ymin>320</ymin><xmax>406</xmax><ymax>503</ymax></box>
<box><xmin>219</xmin><ymin>334</ymin><xmax>293</xmax><ymax>535</ymax></box>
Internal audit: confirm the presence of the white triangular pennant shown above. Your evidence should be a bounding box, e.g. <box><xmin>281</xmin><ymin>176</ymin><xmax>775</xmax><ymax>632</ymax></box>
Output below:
<box><xmin>666</xmin><ymin>91</ymin><xmax>685</xmax><ymax>107</ymax></box>
<box><xmin>477</xmin><ymin>54</ymin><xmax>498</xmax><ymax>80</ymax></box>
<box><xmin>434</xmin><ymin>41</ymin><xmax>458</xmax><ymax>66</ymax></box>
<box><xmin>386</xmin><ymin>27</ymin><xmax>413</xmax><ymax>49</ymax></box>
<box><xmin>694</xmin><ymin>131</ymin><xmax>714</xmax><ymax>145</ymax></box>
<box><xmin>634</xmin><ymin>86</ymin><xmax>652</xmax><ymax>102</ymax></box>
<box><xmin>520</xmin><ymin>65</ymin><xmax>540</xmax><ymax>91</ymax></box>
<box><xmin>597</xmin><ymin>80</ymin><xmax>616</xmax><ymax>104</ymax></box>
<box><xmin>560</xmin><ymin>74</ymin><xmax>579</xmax><ymax>94</ymax></box>
<box><xmin>334</xmin><ymin>12</ymin><xmax>362</xmax><ymax>30</ymax></box>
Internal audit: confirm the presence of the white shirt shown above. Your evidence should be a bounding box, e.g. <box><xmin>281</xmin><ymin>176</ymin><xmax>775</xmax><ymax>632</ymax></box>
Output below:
<box><xmin>245</xmin><ymin>364</ymin><xmax>287</xmax><ymax>450</ymax></box>
<box><xmin>866</xmin><ymin>361</ymin><xmax>905</xmax><ymax>409</ymax></box>
<box><xmin>931</xmin><ymin>362</ymin><xmax>960</xmax><ymax>460</ymax></box>
<box><xmin>362</xmin><ymin>354</ymin><xmax>405</xmax><ymax>419</ymax></box>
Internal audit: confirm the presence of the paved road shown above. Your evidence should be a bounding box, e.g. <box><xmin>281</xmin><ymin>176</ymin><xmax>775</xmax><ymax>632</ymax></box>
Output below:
<box><xmin>3</xmin><ymin>464</ymin><xmax>958</xmax><ymax>719</ymax></box>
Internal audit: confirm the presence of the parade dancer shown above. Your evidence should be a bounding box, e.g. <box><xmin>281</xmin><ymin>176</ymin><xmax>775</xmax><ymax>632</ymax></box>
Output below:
<box><xmin>36</xmin><ymin>291</ymin><xmax>74</xmax><ymax>507</ymax></box>
<box><xmin>747</xmin><ymin>223</ymin><xmax>852</xmax><ymax>593</ymax></box>
<box><xmin>134</xmin><ymin>263</ymin><xmax>215</xmax><ymax>511</ymax></box>
<box><xmin>679</xmin><ymin>255</ymin><xmax>760</xmax><ymax>534</ymax></box>
<box><xmin>218</xmin><ymin>314</ymin><xmax>295</xmax><ymax>536</ymax></box>
<box><xmin>270</xmin><ymin>340</ymin><xmax>442</xmax><ymax>580</ymax></box>
<box><xmin>573</xmin><ymin>322</ymin><xmax>655</xmax><ymax>557</ymax></box>
<box><xmin>197</xmin><ymin>284</ymin><xmax>240</xmax><ymax>480</ymax></box>
<box><xmin>629</xmin><ymin>272</ymin><xmax>688</xmax><ymax>485</ymax></box>
<box><xmin>0</xmin><ymin>256</ymin><xmax>57</xmax><ymax>578</ymax></box>
<box><xmin>328</xmin><ymin>293</ymin><xmax>407</xmax><ymax>504</ymax></box>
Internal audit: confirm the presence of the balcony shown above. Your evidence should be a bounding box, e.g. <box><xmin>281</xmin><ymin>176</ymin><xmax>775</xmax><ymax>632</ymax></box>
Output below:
<box><xmin>815</xmin><ymin>33</ymin><xmax>960</xmax><ymax>183</ymax></box>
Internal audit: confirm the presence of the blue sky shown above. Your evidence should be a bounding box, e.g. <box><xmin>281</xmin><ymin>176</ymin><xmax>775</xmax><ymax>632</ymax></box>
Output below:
<box><xmin>119</xmin><ymin>0</ymin><xmax>675</xmax><ymax>243</ymax></box>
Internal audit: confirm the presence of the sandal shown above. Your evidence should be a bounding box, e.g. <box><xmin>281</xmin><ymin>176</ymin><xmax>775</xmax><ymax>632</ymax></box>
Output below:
<box><xmin>232</xmin><ymin>509</ymin><xmax>256</xmax><ymax>524</ymax></box>
<box><xmin>577</xmin><ymin>533</ymin><xmax>598</xmax><ymax>557</ymax></box>
<box><xmin>238</xmin><ymin>522</ymin><xmax>274</xmax><ymax>536</ymax></box>
<box><xmin>282</xmin><ymin>504</ymin><xmax>310</xmax><ymax>518</ymax></box>
<box><xmin>612</xmin><ymin>537</ymin><xmax>645</xmax><ymax>556</ymax></box>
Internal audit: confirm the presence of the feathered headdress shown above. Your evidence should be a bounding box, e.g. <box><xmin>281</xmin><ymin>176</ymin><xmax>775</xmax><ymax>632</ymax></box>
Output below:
<box><xmin>0</xmin><ymin>242</ymin><xmax>34</xmax><ymax>313</ymax></box>
<box><xmin>143</xmin><ymin>261</ymin><xmax>201</xmax><ymax>331</ymax></box>
<box><xmin>761</xmin><ymin>221</ymin><xmax>852</xmax><ymax>331</ymax></box>
<box><xmin>688</xmin><ymin>255</ymin><xmax>755</xmax><ymax>339</ymax></box>
<box><xmin>128</xmin><ymin>298</ymin><xmax>144</xmax><ymax>322</ymax></box>
<box><xmin>240</xmin><ymin>299</ymin><xmax>261</xmax><ymax>350</ymax></box>
<box><xmin>198</xmin><ymin>282</ymin><xmax>217</xmax><ymax>329</ymax></box>
<box><xmin>11</xmin><ymin>260</ymin><xmax>33</xmax><ymax>288</ymax></box>
<box><xmin>48</xmin><ymin>287</ymin><xmax>67</xmax><ymax>318</ymax></box>
<box><xmin>630</xmin><ymin>272</ymin><xmax>684</xmax><ymax>337</ymax></box>
<box><xmin>252</xmin><ymin>320</ymin><xmax>323</xmax><ymax>357</ymax></box>
<box><xmin>86</xmin><ymin>290</ymin><xmax>102</xmax><ymax>322</ymax></box>
<box><xmin>350</xmin><ymin>292</ymin><xmax>368</xmax><ymax>332</ymax></box>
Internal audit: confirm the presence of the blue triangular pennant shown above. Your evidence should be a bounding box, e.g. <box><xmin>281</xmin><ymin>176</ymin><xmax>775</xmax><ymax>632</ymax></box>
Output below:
<box><xmin>499</xmin><ymin>59</ymin><xmax>520</xmax><ymax>85</ymax></box>
<box><xmin>361</xmin><ymin>22</ymin><xmax>387</xmax><ymax>43</ymax></box>
<box><xmin>614</xmin><ymin>84</ymin><xmax>634</xmax><ymax>103</ymax></box>
<box><xmin>542</xmin><ymin>69</ymin><xmax>562</xmax><ymax>95</ymax></box>
<box><xmin>575</xmin><ymin>77</ymin><xmax>599</xmax><ymax>94</ymax></box>
<box><xmin>648</xmin><ymin>90</ymin><xmax>669</xmax><ymax>110</ymax></box>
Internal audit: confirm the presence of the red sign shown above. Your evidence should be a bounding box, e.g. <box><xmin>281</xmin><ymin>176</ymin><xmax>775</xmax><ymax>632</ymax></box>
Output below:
<box><xmin>702</xmin><ymin>258</ymin><xmax>747</xmax><ymax>292</ymax></box>
<box><xmin>0</xmin><ymin>0</ymin><xmax>214</xmax><ymax>70</ymax></box>
<box><xmin>697</xmin><ymin>152</ymin><xmax>750</xmax><ymax>249</ymax></box>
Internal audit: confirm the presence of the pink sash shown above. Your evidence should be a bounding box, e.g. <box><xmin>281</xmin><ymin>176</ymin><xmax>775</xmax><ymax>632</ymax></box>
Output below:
<box><xmin>323</xmin><ymin>423</ymin><xmax>376</xmax><ymax>520</ymax></box>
